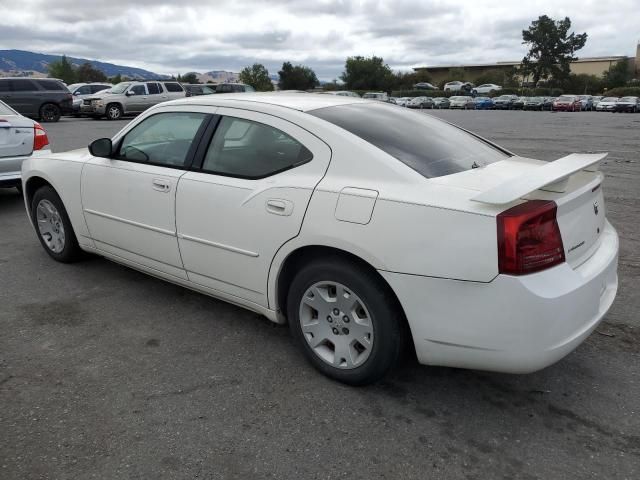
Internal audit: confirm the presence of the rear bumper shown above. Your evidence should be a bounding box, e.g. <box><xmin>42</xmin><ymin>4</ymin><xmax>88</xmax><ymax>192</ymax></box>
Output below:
<box><xmin>0</xmin><ymin>149</ymin><xmax>52</xmax><ymax>187</ymax></box>
<box><xmin>381</xmin><ymin>220</ymin><xmax>619</xmax><ymax>374</ymax></box>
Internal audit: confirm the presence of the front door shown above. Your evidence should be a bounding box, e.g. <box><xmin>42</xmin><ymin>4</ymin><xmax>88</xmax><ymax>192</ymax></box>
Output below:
<box><xmin>81</xmin><ymin>110</ymin><xmax>211</xmax><ymax>279</ymax></box>
<box><xmin>176</xmin><ymin>107</ymin><xmax>331</xmax><ymax>307</ymax></box>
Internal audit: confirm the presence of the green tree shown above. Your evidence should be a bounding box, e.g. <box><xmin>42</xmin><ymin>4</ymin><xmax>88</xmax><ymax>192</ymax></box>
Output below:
<box><xmin>474</xmin><ymin>68</ymin><xmax>519</xmax><ymax>88</ymax></box>
<box><xmin>521</xmin><ymin>15</ymin><xmax>588</xmax><ymax>85</ymax></box>
<box><xmin>109</xmin><ymin>74</ymin><xmax>123</xmax><ymax>84</ymax></box>
<box><xmin>48</xmin><ymin>54</ymin><xmax>76</xmax><ymax>84</ymax></box>
<box><xmin>238</xmin><ymin>63</ymin><xmax>274</xmax><ymax>91</ymax></box>
<box><xmin>278</xmin><ymin>62</ymin><xmax>319</xmax><ymax>90</ymax></box>
<box><xmin>180</xmin><ymin>72</ymin><xmax>200</xmax><ymax>84</ymax></box>
<box><xmin>76</xmin><ymin>62</ymin><xmax>107</xmax><ymax>83</ymax></box>
<box><xmin>340</xmin><ymin>56</ymin><xmax>394</xmax><ymax>91</ymax></box>
<box><xmin>603</xmin><ymin>58</ymin><xmax>632</xmax><ymax>89</ymax></box>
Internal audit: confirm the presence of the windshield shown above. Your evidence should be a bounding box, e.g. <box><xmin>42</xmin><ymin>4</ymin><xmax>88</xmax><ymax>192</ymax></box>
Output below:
<box><xmin>529</xmin><ymin>97</ymin><xmax>541</xmax><ymax>102</ymax></box>
<box><xmin>558</xmin><ymin>95</ymin><xmax>575</xmax><ymax>101</ymax></box>
<box><xmin>602</xmin><ymin>97</ymin><xmax>618</xmax><ymax>102</ymax></box>
<box><xmin>309</xmin><ymin>102</ymin><xmax>509</xmax><ymax>179</ymax></box>
<box><xmin>620</xmin><ymin>97</ymin><xmax>636</xmax><ymax>102</ymax></box>
<box><xmin>110</xmin><ymin>82</ymin><xmax>132</xmax><ymax>94</ymax></box>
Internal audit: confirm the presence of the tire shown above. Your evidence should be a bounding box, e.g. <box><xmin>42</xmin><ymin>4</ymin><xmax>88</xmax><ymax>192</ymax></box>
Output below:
<box><xmin>287</xmin><ymin>257</ymin><xmax>405</xmax><ymax>386</ymax></box>
<box><xmin>39</xmin><ymin>103</ymin><xmax>61</xmax><ymax>123</ymax></box>
<box><xmin>31</xmin><ymin>186</ymin><xmax>83</xmax><ymax>263</ymax></box>
<box><xmin>106</xmin><ymin>103</ymin><xmax>123</xmax><ymax>121</ymax></box>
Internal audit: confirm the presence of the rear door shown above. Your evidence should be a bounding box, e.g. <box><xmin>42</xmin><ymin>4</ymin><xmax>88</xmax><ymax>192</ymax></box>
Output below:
<box><xmin>126</xmin><ymin>84</ymin><xmax>148</xmax><ymax>113</ymax></box>
<box><xmin>176</xmin><ymin>108</ymin><xmax>331</xmax><ymax>306</ymax></box>
<box><xmin>145</xmin><ymin>82</ymin><xmax>164</xmax><ymax>108</ymax></box>
<box><xmin>8</xmin><ymin>79</ymin><xmax>40</xmax><ymax>116</ymax></box>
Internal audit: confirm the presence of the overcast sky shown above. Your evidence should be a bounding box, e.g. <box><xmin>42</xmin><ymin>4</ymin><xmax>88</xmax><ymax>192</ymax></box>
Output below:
<box><xmin>0</xmin><ymin>0</ymin><xmax>638</xmax><ymax>79</ymax></box>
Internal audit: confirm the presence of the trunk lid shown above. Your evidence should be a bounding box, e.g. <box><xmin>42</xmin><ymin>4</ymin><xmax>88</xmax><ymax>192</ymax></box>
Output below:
<box><xmin>0</xmin><ymin>115</ymin><xmax>34</xmax><ymax>158</ymax></box>
<box><xmin>432</xmin><ymin>154</ymin><xmax>607</xmax><ymax>268</ymax></box>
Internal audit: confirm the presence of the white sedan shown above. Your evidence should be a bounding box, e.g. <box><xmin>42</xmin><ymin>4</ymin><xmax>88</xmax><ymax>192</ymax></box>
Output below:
<box><xmin>472</xmin><ymin>83</ymin><xmax>503</xmax><ymax>94</ymax></box>
<box><xmin>21</xmin><ymin>93</ymin><xmax>619</xmax><ymax>385</ymax></box>
<box><xmin>1</xmin><ymin>100</ymin><xmax>51</xmax><ymax>192</ymax></box>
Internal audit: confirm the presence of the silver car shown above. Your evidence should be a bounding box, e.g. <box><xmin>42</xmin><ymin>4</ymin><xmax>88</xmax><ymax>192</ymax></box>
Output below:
<box><xmin>0</xmin><ymin>100</ymin><xmax>51</xmax><ymax>192</ymax></box>
<box><xmin>81</xmin><ymin>81</ymin><xmax>186</xmax><ymax>120</ymax></box>
<box><xmin>67</xmin><ymin>83</ymin><xmax>112</xmax><ymax>116</ymax></box>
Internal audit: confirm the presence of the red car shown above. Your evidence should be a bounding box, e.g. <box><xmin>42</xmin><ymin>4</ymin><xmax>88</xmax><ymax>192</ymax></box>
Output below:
<box><xmin>552</xmin><ymin>95</ymin><xmax>582</xmax><ymax>112</ymax></box>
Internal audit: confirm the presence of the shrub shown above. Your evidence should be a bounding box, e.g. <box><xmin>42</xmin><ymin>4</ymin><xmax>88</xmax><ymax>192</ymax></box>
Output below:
<box><xmin>603</xmin><ymin>86</ymin><xmax>640</xmax><ymax>97</ymax></box>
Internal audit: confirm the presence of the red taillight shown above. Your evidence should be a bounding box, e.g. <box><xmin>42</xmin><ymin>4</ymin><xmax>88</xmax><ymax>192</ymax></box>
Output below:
<box><xmin>497</xmin><ymin>200</ymin><xmax>565</xmax><ymax>275</ymax></box>
<box><xmin>33</xmin><ymin>122</ymin><xmax>49</xmax><ymax>151</ymax></box>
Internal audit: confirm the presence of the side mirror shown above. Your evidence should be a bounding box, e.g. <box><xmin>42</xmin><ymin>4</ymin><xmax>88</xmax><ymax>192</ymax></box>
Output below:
<box><xmin>73</xmin><ymin>91</ymin><xmax>81</xmax><ymax>96</ymax></box>
<box><xmin>126</xmin><ymin>90</ymin><xmax>135</xmax><ymax>96</ymax></box>
<box><xmin>89</xmin><ymin>138</ymin><xmax>113</xmax><ymax>158</ymax></box>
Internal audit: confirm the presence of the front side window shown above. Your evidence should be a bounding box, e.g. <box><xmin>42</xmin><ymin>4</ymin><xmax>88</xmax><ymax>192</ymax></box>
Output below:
<box><xmin>201</xmin><ymin>116</ymin><xmax>313</xmax><ymax>178</ymax></box>
<box><xmin>116</xmin><ymin>112</ymin><xmax>207</xmax><ymax>167</ymax></box>
<box><xmin>309</xmin><ymin>102</ymin><xmax>509</xmax><ymax>179</ymax></box>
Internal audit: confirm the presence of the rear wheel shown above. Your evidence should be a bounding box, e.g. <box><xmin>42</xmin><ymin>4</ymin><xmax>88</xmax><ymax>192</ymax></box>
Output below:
<box><xmin>287</xmin><ymin>258</ymin><xmax>404</xmax><ymax>385</ymax></box>
<box><xmin>106</xmin><ymin>103</ymin><xmax>123</xmax><ymax>121</ymax></box>
<box><xmin>39</xmin><ymin>103</ymin><xmax>61</xmax><ymax>123</ymax></box>
<box><xmin>31</xmin><ymin>186</ymin><xmax>83</xmax><ymax>263</ymax></box>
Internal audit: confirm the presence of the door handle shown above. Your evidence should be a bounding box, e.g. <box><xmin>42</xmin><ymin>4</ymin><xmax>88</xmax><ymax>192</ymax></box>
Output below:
<box><xmin>266</xmin><ymin>199</ymin><xmax>293</xmax><ymax>216</ymax></box>
<box><xmin>152</xmin><ymin>179</ymin><xmax>171</xmax><ymax>192</ymax></box>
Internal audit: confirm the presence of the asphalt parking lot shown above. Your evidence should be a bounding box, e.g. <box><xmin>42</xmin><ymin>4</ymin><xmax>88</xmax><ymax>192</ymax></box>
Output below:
<box><xmin>1</xmin><ymin>110</ymin><xmax>638</xmax><ymax>479</ymax></box>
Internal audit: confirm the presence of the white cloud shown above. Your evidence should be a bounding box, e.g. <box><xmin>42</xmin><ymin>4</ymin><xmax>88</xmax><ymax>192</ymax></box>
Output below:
<box><xmin>0</xmin><ymin>0</ymin><xmax>637</xmax><ymax>79</ymax></box>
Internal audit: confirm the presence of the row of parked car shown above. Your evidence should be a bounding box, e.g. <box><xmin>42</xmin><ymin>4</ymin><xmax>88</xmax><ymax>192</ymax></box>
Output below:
<box><xmin>385</xmin><ymin>94</ymin><xmax>640</xmax><ymax>112</ymax></box>
<box><xmin>0</xmin><ymin>77</ymin><xmax>256</xmax><ymax>122</ymax></box>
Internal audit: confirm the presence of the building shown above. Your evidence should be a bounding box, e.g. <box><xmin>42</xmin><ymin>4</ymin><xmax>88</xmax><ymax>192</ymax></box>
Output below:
<box><xmin>414</xmin><ymin>43</ymin><xmax>639</xmax><ymax>85</ymax></box>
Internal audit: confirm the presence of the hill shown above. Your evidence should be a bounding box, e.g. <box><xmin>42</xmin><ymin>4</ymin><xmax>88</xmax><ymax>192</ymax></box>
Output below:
<box><xmin>0</xmin><ymin>49</ymin><xmax>167</xmax><ymax>80</ymax></box>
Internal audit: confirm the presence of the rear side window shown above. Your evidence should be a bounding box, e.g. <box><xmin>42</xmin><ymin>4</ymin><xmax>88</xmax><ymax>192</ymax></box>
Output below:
<box><xmin>309</xmin><ymin>102</ymin><xmax>509</xmax><ymax>178</ymax></box>
<box><xmin>130</xmin><ymin>84</ymin><xmax>147</xmax><ymax>95</ymax></box>
<box><xmin>164</xmin><ymin>82</ymin><xmax>183</xmax><ymax>92</ymax></box>
<box><xmin>0</xmin><ymin>80</ymin><xmax>10</xmax><ymax>92</ymax></box>
<box><xmin>37</xmin><ymin>80</ymin><xmax>66</xmax><ymax>91</ymax></box>
<box><xmin>10</xmin><ymin>79</ymin><xmax>38</xmax><ymax>92</ymax></box>
<box><xmin>147</xmin><ymin>82</ymin><xmax>161</xmax><ymax>94</ymax></box>
<box><xmin>201</xmin><ymin>116</ymin><xmax>313</xmax><ymax>178</ymax></box>
<box><xmin>91</xmin><ymin>85</ymin><xmax>110</xmax><ymax>94</ymax></box>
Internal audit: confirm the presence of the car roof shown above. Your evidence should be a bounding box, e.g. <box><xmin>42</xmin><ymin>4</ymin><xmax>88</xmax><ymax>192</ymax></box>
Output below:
<box><xmin>169</xmin><ymin>92</ymin><xmax>373</xmax><ymax>112</ymax></box>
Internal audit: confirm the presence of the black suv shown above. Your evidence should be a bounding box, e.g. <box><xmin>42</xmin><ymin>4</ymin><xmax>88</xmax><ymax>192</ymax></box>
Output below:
<box><xmin>0</xmin><ymin>78</ymin><xmax>73</xmax><ymax>122</ymax></box>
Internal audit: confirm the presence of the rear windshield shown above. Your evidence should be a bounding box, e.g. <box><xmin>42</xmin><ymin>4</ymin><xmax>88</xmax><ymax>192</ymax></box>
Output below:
<box><xmin>0</xmin><ymin>102</ymin><xmax>16</xmax><ymax>115</ymax></box>
<box><xmin>309</xmin><ymin>102</ymin><xmax>509</xmax><ymax>178</ymax></box>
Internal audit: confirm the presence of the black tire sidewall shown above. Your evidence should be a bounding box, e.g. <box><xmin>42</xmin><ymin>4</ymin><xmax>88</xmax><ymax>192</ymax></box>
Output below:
<box><xmin>40</xmin><ymin>103</ymin><xmax>61</xmax><ymax>122</ymax></box>
<box><xmin>287</xmin><ymin>258</ymin><xmax>403</xmax><ymax>385</ymax></box>
<box><xmin>31</xmin><ymin>186</ymin><xmax>81</xmax><ymax>263</ymax></box>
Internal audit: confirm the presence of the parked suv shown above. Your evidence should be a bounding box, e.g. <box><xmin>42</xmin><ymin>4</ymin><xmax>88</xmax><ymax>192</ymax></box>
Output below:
<box><xmin>183</xmin><ymin>84</ymin><xmax>216</xmax><ymax>96</ymax></box>
<box><xmin>215</xmin><ymin>83</ymin><xmax>256</xmax><ymax>93</ymax></box>
<box><xmin>67</xmin><ymin>83</ymin><xmax>112</xmax><ymax>115</ymax></box>
<box><xmin>81</xmin><ymin>81</ymin><xmax>186</xmax><ymax>120</ymax></box>
<box><xmin>0</xmin><ymin>78</ymin><xmax>73</xmax><ymax>122</ymax></box>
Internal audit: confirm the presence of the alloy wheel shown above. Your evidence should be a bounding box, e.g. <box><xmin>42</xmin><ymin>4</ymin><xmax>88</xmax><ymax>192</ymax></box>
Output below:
<box><xmin>299</xmin><ymin>281</ymin><xmax>374</xmax><ymax>369</ymax></box>
<box><xmin>36</xmin><ymin>199</ymin><xmax>66</xmax><ymax>253</ymax></box>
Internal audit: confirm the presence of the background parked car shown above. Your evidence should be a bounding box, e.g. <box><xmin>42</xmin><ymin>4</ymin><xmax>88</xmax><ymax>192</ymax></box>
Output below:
<box><xmin>432</xmin><ymin>97</ymin><xmax>450</xmax><ymax>109</ymax></box>
<box><xmin>362</xmin><ymin>92</ymin><xmax>389</xmax><ymax>102</ymax></box>
<box><xmin>472</xmin><ymin>84</ymin><xmax>502</xmax><ymax>95</ymax></box>
<box><xmin>523</xmin><ymin>97</ymin><xmax>545</xmax><ymax>110</ymax></box>
<box><xmin>614</xmin><ymin>96</ymin><xmax>640</xmax><ymax>113</ymax></box>
<box><xmin>0</xmin><ymin>99</ymin><xmax>50</xmax><ymax>191</ymax></box>
<box><xmin>183</xmin><ymin>84</ymin><xmax>216</xmax><ymax>96</ymax></box>
<box><xmin>395</xmin><ymin>97</ymin><xmax>413</xmax><ymax>107</ymax></box>
<box><xmin>327</xmin><ymin>91</ymin><xmax>360</xmax><ymax>97</ymax></box>
<box><xmin>512</xmin><ymin>97</ymin><xmax>527</xmax><ymax>110</ymax></box>
<box><xmin>596</xmin><ymin>97</ymin><xmax>619</xmax><ymax>112</ymax></box>
<box><xmin>493</xmin><ymin>94</ymin><xmax>519</xmax><ymax>110</ymax></box>
<box><xmin>552</xmin><ymin>95</ymin><xmax>582</xmax><ymax>112</ymax></box>
<box><xmin>577</xmin><ymin>95</ymin><xmax>594</xmax><ymax>111</ymax></box>
<box><xmin>591</xmin><ymin>96</ymin><xmax>603</xmax><ymax>108</ymax></box>
<box><xmin>413</xmin><ymin>82</ymin><xmax>437</xmax><ymax>90</ymax></box>
<box><xmin>407</xmin><ymin>96</ymin><xmax>434</xmax><ymax>109</ymax></box>
<box><xmin>473</xmin><ymin>96</ymin><xmax>494</xmax><ymax>110</ymax></box>
<box><xmin>0</xmin><ymin>77</ymin><xmax>72</xmax><ymax>122</ymax></box>
<box><xmin>449</xmin><ymin>96</ymin><xmax>474</xmax><ymax>109</ymax></box>
<box><xmin>444</xmin><ymin>81</ymin><xmax>474</xmax><ymax>92</ymax></box>
<box><xmin>542</xmin><ymin>97</ymin><xmax>555</xmax><ymax>110</ymax></box>
<box><xmin>80</xmin><ymin>81</ymin><xmax>186</xmax><ymax>120</ymax></box>
<box><xmin>68</xmin><ymin>82</ymin><xmax>112</xmax><ymax>115</ymax></box>
<box><xmin>215</xmin><ymin>83</ymin><xmax>255</xmax><ymax>93</ymax></box>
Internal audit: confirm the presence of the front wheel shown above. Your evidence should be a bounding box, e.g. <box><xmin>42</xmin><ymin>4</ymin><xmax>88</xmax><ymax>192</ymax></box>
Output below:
<box><xmin>287</xmin><ymin>258</ymin><xmax>404</xmax><ymax>385</ymax></box>
<box><xmin>31</xmin><ymin>186</ymin><xmax>83</xmax><ymax>263</ymax></box>
<box><xmin>106</xmin><ymin>103</ymin><xmax>123</xmax><ymax>121</ymax></box>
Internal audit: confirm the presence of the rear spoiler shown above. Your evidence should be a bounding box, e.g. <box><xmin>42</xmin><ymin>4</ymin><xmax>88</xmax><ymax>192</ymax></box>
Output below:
<box><xmin>472</xmin><ymin>153</ymin><xmax>606</xmax><ymax>205</ymax></box>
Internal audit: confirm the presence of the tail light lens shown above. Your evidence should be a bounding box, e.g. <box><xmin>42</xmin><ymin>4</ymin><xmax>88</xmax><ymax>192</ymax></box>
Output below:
<box><xmin>33</xmin><ymin>122</ymin><xmax>49</xmax><ymax>151</ymax></box>
<box><xmin>497</xmin><ymin>200</ymin><xmax>565</xmax><ymax>275</ymax></box>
